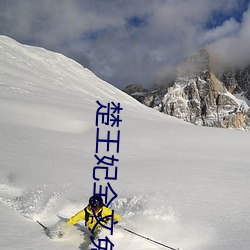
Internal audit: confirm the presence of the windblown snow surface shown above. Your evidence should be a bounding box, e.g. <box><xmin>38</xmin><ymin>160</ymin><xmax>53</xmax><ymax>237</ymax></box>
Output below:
<box><xmin>0</xmin><ymin>36</ymin><xmax>250</xmax><ymax>250</ymax></box>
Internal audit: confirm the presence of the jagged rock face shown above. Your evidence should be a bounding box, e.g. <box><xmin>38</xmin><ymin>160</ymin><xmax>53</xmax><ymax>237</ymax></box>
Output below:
<box><xmin>218</xmin><ymin>66</ymin><xmax>250</xmax><ymax>99</ymax></box>
<box><xmin>123</xmin><ymin>49</ymin><xmax>250</xmax><ymax>130</ymax></box>
<box><xmin>123</xmin><ymin>83</ymin><xmax>146</xmax><ymax>95</ymax></box>
<box><xmin>123</xmin><ymin>84</ymin><xmax>147</xmax><ymax>103</ymax></box>
<box><xmin>162</xmin><ymin>73</ymin><xmax>249</xmax><ymax>128</ymax></box>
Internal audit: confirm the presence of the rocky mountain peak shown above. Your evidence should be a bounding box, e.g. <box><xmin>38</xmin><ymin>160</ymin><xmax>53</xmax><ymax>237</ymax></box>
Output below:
<box><xmin>123</xmin><ymin>49</ymin><xmax>250</xmax><ymax>130</ymax></box>
<box><xmin>177</xmin><ymin>49</ymin><xmax>210</xmax><ymax>78</ymax></box>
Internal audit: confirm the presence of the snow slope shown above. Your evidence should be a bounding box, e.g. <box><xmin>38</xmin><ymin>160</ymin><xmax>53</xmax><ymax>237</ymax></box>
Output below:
<box><xmin>0</xmin><ymin>36</ymin><xmax>250</xmax><ymax>250</ymax></box>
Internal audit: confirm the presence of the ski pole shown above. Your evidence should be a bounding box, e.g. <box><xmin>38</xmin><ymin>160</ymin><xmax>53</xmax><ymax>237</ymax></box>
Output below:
<box><xmin>37</xmin><ymin>220</ymin><xmax>48</xmax><ymax>231</ymax></box>
<box><xmin>122</xmin><ymin>227</ymin><xmax>180</xmax><ymax>250</ymax></box>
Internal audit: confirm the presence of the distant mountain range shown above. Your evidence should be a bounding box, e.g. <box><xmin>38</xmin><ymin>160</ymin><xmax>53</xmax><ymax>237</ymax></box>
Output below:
<box><xmin>123</xmin><ymin>49</ymin><xmax>250</xmax><ymax>130</ymax></box>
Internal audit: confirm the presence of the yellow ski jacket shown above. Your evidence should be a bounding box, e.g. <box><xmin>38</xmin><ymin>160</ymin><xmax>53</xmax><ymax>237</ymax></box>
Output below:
<box><xmin>67</xmin><ymin>206</ymin><xmax>121</xmax><ymax>232</ymax></box>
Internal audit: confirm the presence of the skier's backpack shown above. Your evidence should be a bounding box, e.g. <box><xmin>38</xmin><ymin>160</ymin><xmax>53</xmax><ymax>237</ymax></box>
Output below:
<box><xmin>84</xmin><ymin>207</ymin><xmax>109</xmax><ymax>226</ymax></box>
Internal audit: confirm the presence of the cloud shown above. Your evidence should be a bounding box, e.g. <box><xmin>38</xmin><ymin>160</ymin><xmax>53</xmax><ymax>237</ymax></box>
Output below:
<box><xmin>209</xmin><ymin>4</ymin><xmax>250</xmax><ymax>69</ymax></box>
<box><xmin>0</xmin><ymin>0</ymin><xmax>249</xmax><ymax>88</ymax></box>
<box><xmin>200</xmin><ymin>18</ymin><xmax>240</xmax><ymax>45</ymax></box>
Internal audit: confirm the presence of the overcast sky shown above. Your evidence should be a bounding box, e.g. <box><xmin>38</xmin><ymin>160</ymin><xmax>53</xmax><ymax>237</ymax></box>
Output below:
<box><xmin>0</xmin><ymin>0</ymin><xmax>249</xmax><ymax>89</ymax></box>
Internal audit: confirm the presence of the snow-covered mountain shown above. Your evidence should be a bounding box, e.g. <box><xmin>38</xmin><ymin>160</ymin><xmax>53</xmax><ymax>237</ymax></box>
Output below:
<box><xmin>217</xmin><ymin>65</ymin><xmax>250</xmax><ymax>100</ymax></box>
<box><xmin>0</xmin><ymin>36</ymin><xmax>250</xmax><ymax>250</ymax></box>
<box><xmin>124</xmin><ymin>49</ymin><xmax>250</xmax><ymax>130</ymax></box>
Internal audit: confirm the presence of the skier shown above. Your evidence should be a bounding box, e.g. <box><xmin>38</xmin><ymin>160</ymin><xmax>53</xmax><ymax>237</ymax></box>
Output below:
<box><xmin>66</xmin><ymin>195</ymin><xmax>121</xmax><ymax>237</ymax></box>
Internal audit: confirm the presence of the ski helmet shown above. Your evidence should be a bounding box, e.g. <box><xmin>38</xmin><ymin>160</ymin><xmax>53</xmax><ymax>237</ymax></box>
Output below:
<box><xmin>89</xmin><ymin>195</ymin><xmax>104</xmax><ymax>210</ymax></box>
